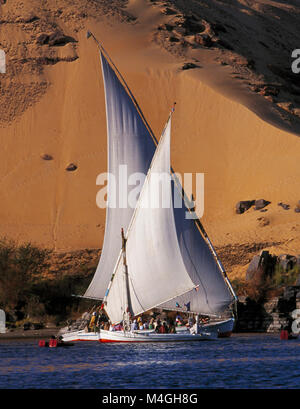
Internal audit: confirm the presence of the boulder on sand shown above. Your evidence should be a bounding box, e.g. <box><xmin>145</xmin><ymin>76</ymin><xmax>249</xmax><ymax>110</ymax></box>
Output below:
<box><xmin>236</xmin><ymin>200</ymin><xmax>255</xmax><ymax>214</ymax></box>
<box><xmin>65</xmin><ymin>163</ymin><xmax>77</xmax><ymax>172</ymax></box>
<box><xmin>278</xmin><ymin>202</ymin><xmax>290</xmax><ymax>210</ymax></box>
<box><xmin>254</xmin><ymin>199</ymin><xmax>271</xmax><ymax>210</ymax></box>
<box><xmin>48</xmin><ymin>30</ymin><xmax>75</xmax><ymax>46</ymax></box>
<box><xmin>278</xmin><ymin>254</ymin><xmax>297</xmax><ymax>272</ymax></box>
<box><xmin>195</xmin><ymin>34</ymin><xmax>213</xmax><ymax>47</ymax></box>
<box><xmin>246</xmin><ymin>250</ymin><xmax>277</xmax><ymax>281</ymax></box>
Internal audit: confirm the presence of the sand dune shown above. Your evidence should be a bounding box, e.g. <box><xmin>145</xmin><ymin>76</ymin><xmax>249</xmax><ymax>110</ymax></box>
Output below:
<box><xmin>0</xmin><ymin>0</ymin><xmax>300</xmax><ymax>279</ymax></box>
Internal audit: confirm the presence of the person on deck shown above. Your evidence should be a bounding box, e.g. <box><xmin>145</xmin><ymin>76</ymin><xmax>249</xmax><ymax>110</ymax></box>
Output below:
<box><xmin>137</xmin><ymin>317</ymin><xmax>144</xmax><ymax>330</ymax></box>
<box><xmin>149</xmin><ymin>318</ymin><xmax>155</xmax><ymax>330</ymax></box>
<box><xmin>162</xmin><ymin>321</ymin><xmax>169</xmax><ymax>333</ymax></box>
<box><xmin>89</xmin><ymin>311</ymin><xmax>97</xmax><ymax>332</ymax></box>
<box><xmin>175</xmin><ymin>315</ymin><xmax>183</xmax><ymax>326</ymax></box>
<box><xmin>168</xmin><ymin>319</ymin><xmax>176</xmax><ymax>333</ymax></box>
<box><xmin>158</xmin><ymin>321</ymin><xmax>168</xmax><ymax>334</ymax></box>
<box><xmin>131</xmin><ymin>320</ymin><xmax>138</xmax><ymax>331</ymax></box>
<box><xmin>155</xmin><ymin>319</ymin><xmax>162</xmax><ymax>333</ymax></box>
<box><xmin>187</xmin><ymin>317</ymin><xmax>194</xmax><ymax>328</ymax></box>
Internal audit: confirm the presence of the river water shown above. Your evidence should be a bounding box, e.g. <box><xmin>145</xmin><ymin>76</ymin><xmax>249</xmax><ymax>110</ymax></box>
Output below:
<box><xmin>0</xmin><ymin>333</ymin><xmax>300</xmax><ymax>389</ymax></box>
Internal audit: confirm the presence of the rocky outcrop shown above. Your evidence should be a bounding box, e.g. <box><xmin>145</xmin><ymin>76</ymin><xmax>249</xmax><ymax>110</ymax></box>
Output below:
<box><xmin>182</xmin><ymin>62</ymin><xmax>199</xmax><ymax>70</ymax></box>
<box><xmin>241</xmin><ymin>250</ymin><xmax>300</xmax><ymax>333</ymax></box>
<box><xmin>235</xmin><ymin>199</ymin><xmax>271</xmax><ymax>214</ymax></box>
<box><xmin>246</xmin><ymin>250</ymin><xmax>300</xmax><ymax>281</ymax></box>
<box><xmin>182</xmin><ymin>15</ymin><xmax>206</xmax><ymax>35</ymax></box>
<box><xmin>278</xmin><ymin>254</ymin><xmax>300</xmax><ymax>271</ymax></box>
<box><xmin>278</xmin><ymin>202</ymin><xmax>290</xmax><ymax>210</ymax></box>
<box><xmin>48</xmin><ymin>30</ymin><xmax>76</xmax><ymax>46</ymax></box>
<box><xmin>161</xmin><ymin>7</ymin><xmax>177</xmax><ymax>15</ymax></box>
<box><xmin>37</xmin><ymin>30</ymin><xmax>76</xmax><ymax>47</ymax></box>
<box><xmin>36</xmin><ymin>34</ymin><xmax>50</xmax><ymax>46</ymax></box>
<box><xmin>259</xmin><ymin>85</ymin><xmax>280</xmax><ymax>97</ymax></box>
<box><xmin>254</xmin><ymin>199</ymin><xmax>271</xmax><ymax>210</ymax></box>
<box><xmin>194</xmin><ymin>34</ymin><xmax>213</xmax><ymax>47</ymax></box>
<box><xmin>246</xmin><ymin>250</ymin><xmax>277</xmax><ymax>281</ymax></box>
<box><xmin>236</xmin><ymin>288</ymin><xmax>300</xmax><ymax>333</ymax></box>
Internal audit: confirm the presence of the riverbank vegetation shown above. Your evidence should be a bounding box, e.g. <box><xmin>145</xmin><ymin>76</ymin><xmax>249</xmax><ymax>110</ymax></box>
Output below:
<box><xmin>0</xmin><ymin>238</ymin><xmax>96</xmax><ymax>328</ymax></box>
<box><xmin>0</xmin><ymin>237</ymin><xmax>299</xmax><ymax>329</ymax></box>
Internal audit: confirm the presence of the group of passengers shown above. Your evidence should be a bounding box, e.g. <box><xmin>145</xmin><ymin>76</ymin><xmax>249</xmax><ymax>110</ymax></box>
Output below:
<box><xmin>84</xmin><ymin>307</ymin><xmax>108</xmax><ymax>332</ymax></box>
<box><xmin>128</xmin><ymin>317</ymin><xmax>177</xmax><ymax>334</ymax></box>
<box><xmin>85</xmin><ymin>306</ymin><xmax>210</xmax><ymax>334</ymax></box>
<box><xmin>108</xmin><ymin>314</ymin><xmax>210</xmax><ymax>333</ymax></box>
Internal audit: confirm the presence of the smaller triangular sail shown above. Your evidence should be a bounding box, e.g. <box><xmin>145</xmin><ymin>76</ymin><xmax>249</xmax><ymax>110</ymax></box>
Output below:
<box><xmin>158</xmin><ymin>181</ymin><xmax>234</xmax><ymax>316</ymax></box>
<box><xmin>105</xmin><ymin>118</ymin><xmax>197</xmax><ymax>324</ymax></box>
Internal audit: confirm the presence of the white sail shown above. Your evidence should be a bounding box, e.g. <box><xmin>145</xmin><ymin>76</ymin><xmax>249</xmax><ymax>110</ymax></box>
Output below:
<box><xmin>85</xmin><ymin>42</ymin><xmax>235</xmax><ymax>320</ymax></box>
<box><xmin>105</xmin><ymin>119</ymin><xmax>197</xmax><ymax>324</ymax></box>
<box><xmin>158</xmin><ymin>183</ymin><xmax>234</xmax><ymax>316</ymax></box>
<box><xmin>84</xmin><ymin>51</ymin><xmax>156</xmax><ymax>299</ymax></box>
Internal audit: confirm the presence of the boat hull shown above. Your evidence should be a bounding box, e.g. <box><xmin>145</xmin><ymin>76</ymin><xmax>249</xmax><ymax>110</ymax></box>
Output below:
<box><xmin>176</xmin><ymin>318</ymin><xmax>235</xmax><ymax>338</ymax></box>
<box><xmin>204</xmin><ymin>318</ymin><xmax>235</xmax><ymax>338</ymax></box>
<box><xmin>61</xmin><ymin>318</ymin><xmax>235</xmax><ymax>342</ymax></box>
<box><xmin>99</xmin><ymin>329</ymin><xmax>217</xmax><ymax>343</ymax></box>
<box><xmin>61</xmin><ymin>330</ymin><xmax>100</xmax><ymax>342</ymax></box>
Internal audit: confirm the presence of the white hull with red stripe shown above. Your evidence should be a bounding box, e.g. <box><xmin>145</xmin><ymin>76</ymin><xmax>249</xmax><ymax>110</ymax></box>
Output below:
<box><xmin>99</xmin><ymin>329</ymin><xmax>217</xmax><ymax>343</ymax></box>
<box><xmin>61</xmin><ymin>318</ymin><xmax>234</xmax><ymax>343</ymax></box>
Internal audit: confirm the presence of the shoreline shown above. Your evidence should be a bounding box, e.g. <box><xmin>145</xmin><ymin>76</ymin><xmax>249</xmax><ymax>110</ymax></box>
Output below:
<box><xmin>0</xmin><ymin>327</ymin><xmax>62</xmax><ymax>341</ymax></box>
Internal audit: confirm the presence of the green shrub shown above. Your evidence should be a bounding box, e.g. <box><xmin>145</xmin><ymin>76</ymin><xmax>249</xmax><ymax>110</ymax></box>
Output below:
<box><xmin>272</xmin><ymin>264</ymin><xmax>299</xmax><ymax>287</ymax></box>
<box><xmin>0</xmin><ymin>238</ymin><xmax>95</xmax><ymax>324</ymax></box>
<box><xmin>0</xmin><ymin>238</ymin><xmax>50</xmax><ymax>310</ymax></box>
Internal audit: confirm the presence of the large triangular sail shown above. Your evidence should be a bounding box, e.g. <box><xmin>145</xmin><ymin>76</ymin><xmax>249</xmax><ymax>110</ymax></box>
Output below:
<box><xmin>84</xmin><ymin>50</ymin><xmax>156</xmax><ymax>299</ymax></box>
<box><xmin>105</xmin><ymin>118</ymin><xmax>197</xmax><ymax>324</ymax></box>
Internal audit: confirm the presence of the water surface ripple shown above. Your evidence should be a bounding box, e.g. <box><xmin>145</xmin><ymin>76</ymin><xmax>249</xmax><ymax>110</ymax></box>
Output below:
<box><xmin>1</xmin><ymin>334</ymin><xmax>300</xmax><ymax>388</ymax></box>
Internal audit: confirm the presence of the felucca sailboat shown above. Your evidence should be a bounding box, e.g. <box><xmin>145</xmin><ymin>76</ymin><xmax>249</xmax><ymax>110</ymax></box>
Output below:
<box><xmin>61</xmin><ymin>32</ymin><xmax>237</xmax><ymax>343</ymax></box>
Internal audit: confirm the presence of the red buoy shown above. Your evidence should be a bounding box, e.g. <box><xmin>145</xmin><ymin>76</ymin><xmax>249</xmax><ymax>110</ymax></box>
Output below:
<box><xmin>280</xmin><ymin>330</ymin><xmax>289</xmax><ymax>340</ymax></box>
<box><xmin>49</xmin><ymin>339</ymin><xmax>58</xmax><ymax>348</ymax></box>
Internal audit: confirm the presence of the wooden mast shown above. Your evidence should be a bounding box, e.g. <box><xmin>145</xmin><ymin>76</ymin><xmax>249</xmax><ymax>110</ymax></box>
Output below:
<box><xmin>121</xmin><ymin>228</ymin><xmax>131</xmax><ymax>331</ymax></box>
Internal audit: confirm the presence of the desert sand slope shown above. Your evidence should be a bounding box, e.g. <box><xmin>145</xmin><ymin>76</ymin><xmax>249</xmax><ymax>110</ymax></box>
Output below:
<box><xmin>0</xmin><ymin>0</ymin><xmax>300</xmax><ymax>279</ymax></box>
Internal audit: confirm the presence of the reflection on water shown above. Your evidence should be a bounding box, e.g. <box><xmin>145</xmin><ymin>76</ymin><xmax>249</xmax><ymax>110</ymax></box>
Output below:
<box><xmin>1</xmin><ymin>334</ymin><xmax>300</xmax><ymax>388</ymax></box>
